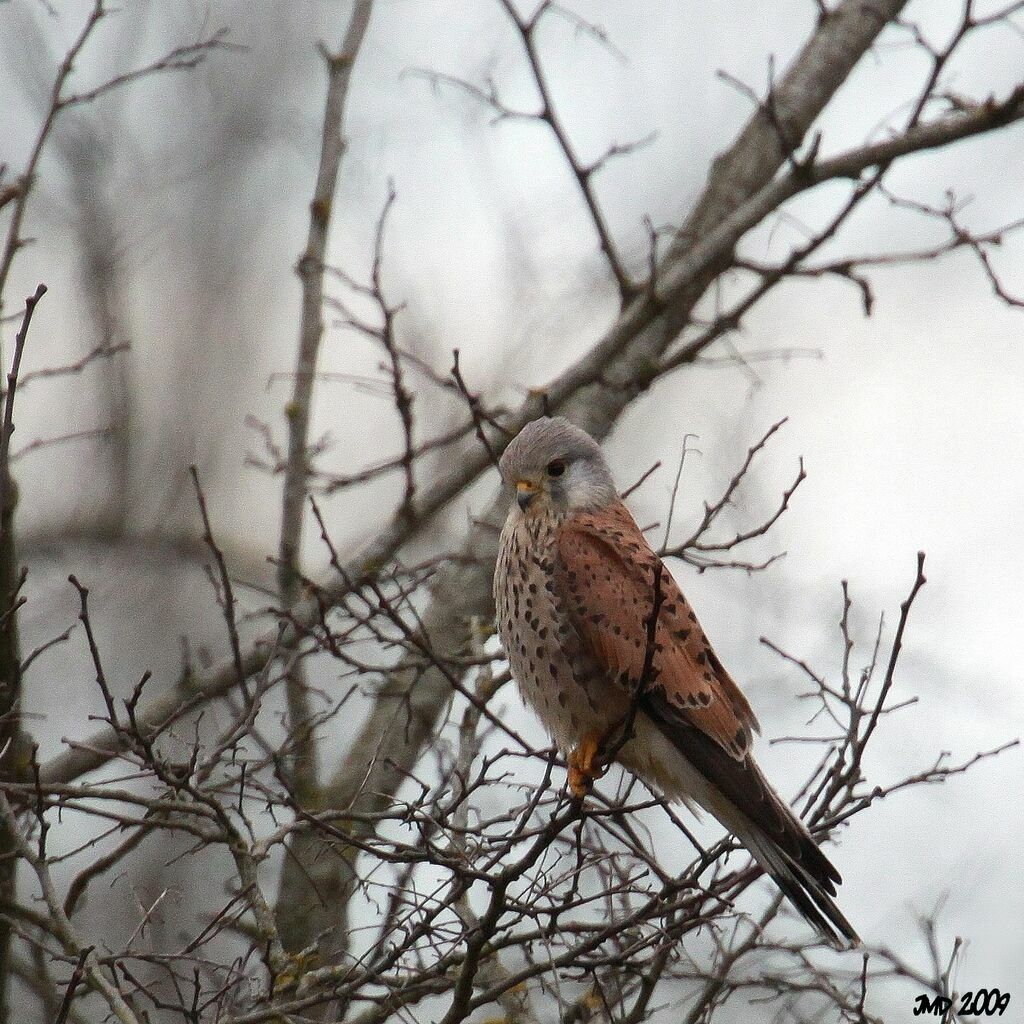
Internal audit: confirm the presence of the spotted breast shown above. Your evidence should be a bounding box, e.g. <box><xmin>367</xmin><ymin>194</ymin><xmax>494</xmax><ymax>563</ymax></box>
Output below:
<box><xmin>494</xmin><ymin>508</ymin><xmax>628</xmax><ymax>753</ymax></box>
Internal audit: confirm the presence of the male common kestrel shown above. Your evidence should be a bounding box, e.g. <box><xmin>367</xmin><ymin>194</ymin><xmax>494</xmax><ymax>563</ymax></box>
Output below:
<box><xmin>493</xmin><ymin>416</ymin><xmax>859</xmax><ymax>948</ymax></box>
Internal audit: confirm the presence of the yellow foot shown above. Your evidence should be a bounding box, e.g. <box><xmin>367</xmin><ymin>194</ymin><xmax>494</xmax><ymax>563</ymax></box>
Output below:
<box><xmin>567</xmin><ymin>733</ymin><xmax>606</xmax><ymax>798</ymax></box>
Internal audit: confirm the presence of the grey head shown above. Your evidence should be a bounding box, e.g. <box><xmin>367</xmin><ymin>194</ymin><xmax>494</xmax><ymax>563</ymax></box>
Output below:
<box><xmin>499</xmin><ymin>416</ymin><xmax>617</xmax><ymax>514</ymax></box>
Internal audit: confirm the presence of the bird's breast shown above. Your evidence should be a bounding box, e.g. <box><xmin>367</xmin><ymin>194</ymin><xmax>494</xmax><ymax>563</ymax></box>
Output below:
<box><xmin>494</xmin><ymin>512</ymin><xmax>628</xmax><ymax>752</ymax></box>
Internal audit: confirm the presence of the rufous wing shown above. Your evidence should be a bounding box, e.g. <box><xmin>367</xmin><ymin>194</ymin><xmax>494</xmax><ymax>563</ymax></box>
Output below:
<box><xmin>554</xmin><ymin>501</ymin><xmax>759</xmax><ymax>760</ymax></box>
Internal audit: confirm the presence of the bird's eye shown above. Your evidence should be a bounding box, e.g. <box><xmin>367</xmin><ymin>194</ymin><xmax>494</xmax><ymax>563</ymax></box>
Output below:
<box><xmin>546</xmin><ymin>459</ymin><xmax>566</xmax><ymax>478</ymax></box>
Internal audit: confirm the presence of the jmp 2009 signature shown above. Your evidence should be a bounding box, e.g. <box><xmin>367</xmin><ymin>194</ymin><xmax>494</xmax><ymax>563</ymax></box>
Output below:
<box><xmin>913</xmin><ymin>990</ymin><xmax>1011</xmax><ymax>1017</ymax></box>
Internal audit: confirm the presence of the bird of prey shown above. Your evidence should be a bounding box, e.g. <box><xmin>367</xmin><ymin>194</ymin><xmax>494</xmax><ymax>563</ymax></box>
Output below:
<box><xmin>493</xmin><ymin>416</ymin><xmax>859</xmax><ymax>948</ymax></box>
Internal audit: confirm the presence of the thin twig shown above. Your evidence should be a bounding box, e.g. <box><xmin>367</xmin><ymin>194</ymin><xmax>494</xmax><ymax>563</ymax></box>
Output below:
<box><xmin>0</xmin><ymin>284</ymin><xmax>46</xmax><ymax>527</ymax></box>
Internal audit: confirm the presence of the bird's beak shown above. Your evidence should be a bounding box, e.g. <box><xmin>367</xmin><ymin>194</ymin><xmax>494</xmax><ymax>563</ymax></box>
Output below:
<box><xmin>516</xmin><ymin>479</ymin><xmax>539</xmax><ymax>510</ymax></box>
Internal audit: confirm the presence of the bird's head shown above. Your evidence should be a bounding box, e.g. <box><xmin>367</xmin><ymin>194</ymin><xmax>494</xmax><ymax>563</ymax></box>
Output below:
<box><xmin>499</xmin><ymin>417</ymin><xmax>616</xmax><ymax>515</ymax></box>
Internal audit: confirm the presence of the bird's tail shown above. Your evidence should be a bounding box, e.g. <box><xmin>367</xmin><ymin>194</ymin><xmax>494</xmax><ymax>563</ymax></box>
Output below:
<box><xmin>711</xmin><ymin>771</ymin><xmax>860</xmax><ymax>949</ymax></box>
<box><xmin>646</xmin><ymin>710</ymin><xmax>861</xmax><ymax>948</ymax></box>
<box><xmin>735</xmin><ymin>818</ymin><xmax>860</xmax><ymax>949</ymax></box>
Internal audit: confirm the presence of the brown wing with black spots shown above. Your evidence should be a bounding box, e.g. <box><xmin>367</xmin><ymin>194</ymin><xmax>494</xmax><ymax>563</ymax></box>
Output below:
<box><xmin>555</xmin><ymin>501</ymin><xmax>759</xmax><ymax>760</ymax></box>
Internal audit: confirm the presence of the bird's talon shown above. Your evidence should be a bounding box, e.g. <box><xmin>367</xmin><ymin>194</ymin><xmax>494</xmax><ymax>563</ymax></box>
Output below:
<box><xmin>568</xmin><ymin>734</ymin><xmax>605</xmax><ymax>798</ymax></box>
<box><xmin>567</xmin><ymin>765</ymin><xmax>589</xmax><ymax>798</ymax></box>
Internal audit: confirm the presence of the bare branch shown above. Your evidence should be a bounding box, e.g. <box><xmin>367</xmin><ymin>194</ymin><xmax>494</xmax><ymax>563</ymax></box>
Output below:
<box><xmin>17</xmin><ymin>340</ymin><xmax>128</xmax><ymax>388</ymax></box>
<box><xmin>273</xmin><ymin>0</ymin><xmax>377</xmax><ymax>959</ymax></box>
<box><xmin>0</xmin><ymin>284</ymin><xmax>46</xmax><ymax>524</ymax></box>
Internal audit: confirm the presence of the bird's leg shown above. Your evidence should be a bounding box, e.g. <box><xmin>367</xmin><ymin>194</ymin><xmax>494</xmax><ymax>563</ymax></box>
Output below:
<box><xmin>567</xmin><ymin>733</ymin><xmax>606</xmax><ymax>798</ymax></box>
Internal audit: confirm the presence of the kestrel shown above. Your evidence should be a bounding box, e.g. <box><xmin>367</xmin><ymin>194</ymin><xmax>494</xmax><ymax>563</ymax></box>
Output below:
<box><xmin>493</xmin><ymin>416</ymin><xmax>859</xmax><ymax>948</ymax></box>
